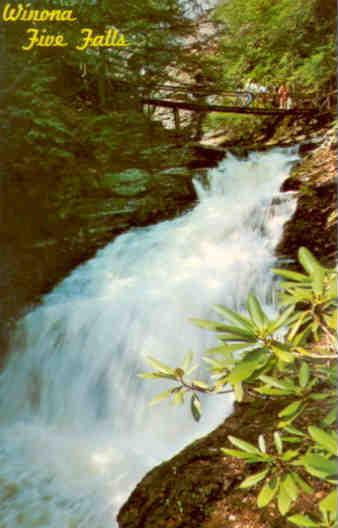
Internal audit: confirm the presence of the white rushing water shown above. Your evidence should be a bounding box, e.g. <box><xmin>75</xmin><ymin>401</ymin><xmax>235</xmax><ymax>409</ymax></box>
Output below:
<box><xmin>0</xmin><ymin>149</ymin><xmax>298</xmax><ymax>527</ymax></box>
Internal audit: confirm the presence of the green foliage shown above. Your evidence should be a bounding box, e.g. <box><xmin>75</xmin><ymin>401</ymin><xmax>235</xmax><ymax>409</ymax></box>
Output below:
<box><xmin>1</xmin><ymin>0</ymin><xmax>202</xmax><ymax>180</ymax></box>
<box><xmin>213</xmin><ymin>0</ymin><xmax>336</xmax><ymax>94</ymax></box>
<box><xmin>141</xmin><ymin>248</ymin><xmax>337</xmax><ymax>525</ymax></box>
<box><xmin>204</xmin><ymin>114</ymin><xmax>268</xmax><ymax>142</ymax></box>
<box><xmin>1</xmin><ymin>67</ymin><xmax>76</xmax><ymax>171</ymax></box>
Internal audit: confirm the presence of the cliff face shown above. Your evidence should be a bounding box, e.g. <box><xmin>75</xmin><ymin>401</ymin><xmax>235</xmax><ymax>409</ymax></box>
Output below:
<box><xmin>118</xmin><ymin>123</ymin><xmax>337</xmax><ymax>528</ymax></box>
<box><xmin>277</xmin><ymin>126</ymin><xmax>336</xmax><ymax>266</ymax></box>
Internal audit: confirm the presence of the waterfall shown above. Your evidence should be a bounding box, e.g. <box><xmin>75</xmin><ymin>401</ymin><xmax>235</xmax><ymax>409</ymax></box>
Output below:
<box><xmin>0</xmin><ymin>149</ymin><xmax>298</xmax><ymax>527</ymax></box>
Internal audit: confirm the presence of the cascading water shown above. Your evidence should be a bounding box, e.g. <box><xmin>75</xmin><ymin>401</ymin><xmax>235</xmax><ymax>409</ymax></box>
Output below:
<box><xmin>0</xmin><ymin>149</ymin><xmax>298</xmax><ymax>527</ymax></box>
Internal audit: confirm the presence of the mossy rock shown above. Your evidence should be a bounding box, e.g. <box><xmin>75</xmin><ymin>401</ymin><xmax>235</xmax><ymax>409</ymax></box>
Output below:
<box><xmin>101</xmin><ymin>169</ymin><xmax>151</xmax><ymax>197</ymax></box>
<box><xmin>157</xmin><ymin>167</ymin><xmax>191</xmax><ymax>178</ymax></box>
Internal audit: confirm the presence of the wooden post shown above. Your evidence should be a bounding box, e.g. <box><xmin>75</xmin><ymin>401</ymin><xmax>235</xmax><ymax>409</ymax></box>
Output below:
<box><xmin>194</xmin><ymin>113</ymin><xmax>204</xmax><ymax>141</ymax></box>
<box><xmin>173</xmin><ymin>107</ymin><xmax>181</xmax><ymax>133</ymax></box>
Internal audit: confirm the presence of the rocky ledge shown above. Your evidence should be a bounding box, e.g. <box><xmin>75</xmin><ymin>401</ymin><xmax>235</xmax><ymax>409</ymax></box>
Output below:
<box><xmin>277</xmin><ymin>125</ymin><xmax>336</xmax><ymax>266</ymax></box>
<box><xmin>118</xmin><ymin>394</ymin><xmax>330</xmax><ymax>528</ymax></box>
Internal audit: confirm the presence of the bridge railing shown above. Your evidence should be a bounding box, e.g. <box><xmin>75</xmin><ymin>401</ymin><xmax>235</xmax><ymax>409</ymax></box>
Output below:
<box><xmin>143</xmin><ymin>83</ymin><xmax>320</xmax><ymax>111</ymax></box>
<box><xmin>98</xmin><ymin>78</ymin><xmax>334</xmax><ymax>112</ymax></box>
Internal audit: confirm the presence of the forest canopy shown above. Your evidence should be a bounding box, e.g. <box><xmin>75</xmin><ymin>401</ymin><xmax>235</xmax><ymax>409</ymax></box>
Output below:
<box><xmin>213</xmin><ymin>0</ymin><xmax>336</xmax><ymax>92</ymax></box>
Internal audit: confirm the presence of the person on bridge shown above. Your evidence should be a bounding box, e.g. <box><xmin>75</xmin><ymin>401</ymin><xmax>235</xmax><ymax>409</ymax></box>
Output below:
<box><xmin>278</xmin><ymin>84</ymin><xmax>289</xmax><ymax>109</ymax></box>
<box><xmin>286</xmin><ymin>93</ymin><xmax>294</xmax><ymax>109</ymax></box>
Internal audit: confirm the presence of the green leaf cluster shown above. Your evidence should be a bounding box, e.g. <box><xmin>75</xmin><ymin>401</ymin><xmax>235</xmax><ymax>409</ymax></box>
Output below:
<box><xmin>141</xmin><ymin>248</ymin><xmax>337</xmax><ymax>525</ymax></box>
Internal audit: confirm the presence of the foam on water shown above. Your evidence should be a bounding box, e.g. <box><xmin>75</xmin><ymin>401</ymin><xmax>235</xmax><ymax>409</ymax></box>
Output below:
<box><xmin>0</xmin><ymin>149</ymin><xmax>298</xmax><ymax>527</ymax></box>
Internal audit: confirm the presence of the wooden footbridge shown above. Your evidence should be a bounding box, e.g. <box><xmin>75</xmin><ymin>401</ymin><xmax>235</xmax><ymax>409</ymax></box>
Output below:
<box><xmin>142</xmin><ymin>96</ymin><xmax>314</xmax><ymax>116</ymax></box>
<box><xmin>140</xmin><ymin>83</ymin><xmax>319</xmax><ymax>138</ymax></box>
<box><xmin>141</xmin><ymin>83</ymin><xmax>316</xmax><ymax>117</ymax></box>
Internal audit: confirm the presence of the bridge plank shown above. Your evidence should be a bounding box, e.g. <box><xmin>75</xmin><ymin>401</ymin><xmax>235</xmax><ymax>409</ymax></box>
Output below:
<box><xmin>142</xmin><ymin>97</ymin><xmax>315</xmax><ymax>116</ymax></box>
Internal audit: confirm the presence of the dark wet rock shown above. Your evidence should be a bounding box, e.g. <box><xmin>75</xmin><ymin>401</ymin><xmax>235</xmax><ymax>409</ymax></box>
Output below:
<box><xmin>298</xmin><ymin>138</ymin><xmax>324</xmax><ymax>155</ymax></box>
<box><xmin>117</xmin><ymin>398</ymin><xmax>283</xmax><ymax>528</ymax></box>
<box><xmin>189</xmin><ymin>144</ymin><xmax>226</xmax><ymax>168</ymax></box>
<box><xmin>118</xmin><ymin>393</ymin><xmax>330</xmax><ymax>528</ymax></box>
<box><xmin>277</xmin><ymin>129</ymin><xmax>337</xmax><ymax>266</ymax></box>
<box><xmin>280</xmin><ymin>176</ymin><xmax>302</xmax><ymax>192</ymax></box>
<box><xmin>100</xmin><ymin>169</ymin><xmax>151</xmax><ymax>197</ymax></box>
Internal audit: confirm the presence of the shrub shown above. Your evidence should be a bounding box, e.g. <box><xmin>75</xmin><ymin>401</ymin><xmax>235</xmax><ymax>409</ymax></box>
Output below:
<box><xmin>140</xmin><ymin>247</ymin><xmax>337</xmax><ymax>526</ymax></box>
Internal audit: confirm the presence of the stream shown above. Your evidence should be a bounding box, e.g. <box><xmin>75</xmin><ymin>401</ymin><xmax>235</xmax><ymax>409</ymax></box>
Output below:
<box><xmin>0</xmin><ymin>148</ymin><xmax>298</xmax><ymax>527</ymax></box>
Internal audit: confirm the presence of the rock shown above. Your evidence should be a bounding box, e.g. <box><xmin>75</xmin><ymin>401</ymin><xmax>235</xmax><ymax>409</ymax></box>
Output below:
<box><xmin>189</xmin><ymin>145</ymin><xmax>226</xmax><ymax>168</ymax></box>
<box><xmin>280</xmin><ymin>176</ymin><xmax>302</xmax><ymax>192</ymax></box>
<box><xmin>118</xmin><ymin>394</ymin><xmax>322</xmax><ymax>528</ymax></box>
<box><xmin>277</xmin><ymin>132</ymin><xmax>337</xmax><ymax>266</ymax></box>
<box><xmin>299</xmin><ymin>140</ymin><xmax>321</xmax><ymax>155</ymax></box>
<box><xmin>200</xmin><ymin>134</ymin><xmax>230</xmax><ymax>147</ymax></box>
<box><xmin>101</xmin><ymin>169</ymin><xmax>151</xmax><ymax>197</ymax></box>
<box><xmin>157</xmin><ymin>167</ymin><xmax>191</xmax><ymax>178</ymax></box>
<box><xmin>264</xmin><ymin>139</ymin><xmax>278</xmax><ymax>147</ymax></box>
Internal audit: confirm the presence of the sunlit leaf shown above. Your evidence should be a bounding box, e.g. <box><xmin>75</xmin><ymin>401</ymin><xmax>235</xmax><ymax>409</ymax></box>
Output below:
<box><xmin>319</xmin><ymin>490</ymin><xmax>337</xmax><ymax>514</ymax></box>
<box><xmin>300</xmin><ymin>454</ymin><xmax>337</xmax><ymax>479</ymax></box>
<box><xmin>234</xmin><ymin>382</ymin><xmax>244</xmax><ymax>402</ymax></box>
<box><xmin>258</xmin><ymin>434</ymin><xmax>266</xmax><ymax>453</ymax></box>
<box><xmin>191</xmin><ymin>319</ymin><xmax>255</xmax><ymax>339</ymax></box>
<box><xmin>288</xmin><ymin>514</ymin><xmax>318</xmax><ymax>527</ymax></box>
<box><xmin>259</xmin><ymin>375</ymin><xmax>295</xmax><ymax>392</ymax></box>
<box><xmin>277</xmin><ymin>478</ymin><xmax>292</xmax><ymax>515</ymax></box>
<box><xmin>278</xmin><ymin>401</ymin><xmax>303</xmax><ymax>418</ymax></box>
<box><xmin>219</xmin><ymin>332</ymin><xmax>257</xmax><ymax>343</ymax></box>
<box><xmin>299</xmin><ymin>362</ymin><xmax>310</xmax><ymax>388</ymax></box>
<box><xmin>257</xmin><ymin>477</ymin><xmax>280</xmax><ymax>508</ymax></box>
<box><xmin>228</xmin><ymin>349</ymin><xmax>268</xmax><ymax>384</ymax></box>
<box><xmin>283</xmin><ymin>425</ymin><xmax>306</xmax><ymax>437</ymax></box>
<box><xmin>298</xmin><ymin>247</ymin><xmax>323</xmax><ymax>278</ymax></box>
<box><xmin>145</xmin><ymin>356</ymin><xmax>175</xmax><ymax>375</ymax></box>
<box><xmin>182</xmin><ymin>351</ymin><xmax>193</xmax><ymax>372</ymax></box>
<box><xmin>213</xmin><ymin>304</ymin><xmax>254</xmax><ymax>331</ymax></box>
<box><xmin>281</xmin><ymin>450</ymin><xmax>300</xmax><ymax>462</ymax></box>
<box><xmin>272</xmin><ymin>268</ymin><xmax>309</xmax><ymax>282</ymax></box>
<box><xmin>291</xmin><ymin>473</ymin><xmax>313</xmax><ymax>494</ymax></box>
<box><xmin>206</xmin><ymin>343</ymin><xmax>244</xmax><ymax>355</ymax></box>
<box><xmin>283</xmin><ymin>473</ymin><xmax>299</xmax><ymax>502</ymax></box>
<box><xmin>247</xmin><ymin>294</ymin><xmax>268</xmax><ymax>330</ymax></box>
<box><xmin>312</xmin><ymin>266</ymin><xmax>325</xmax><ymax>297</ymax></box>
<box><xmin>239</xmin><ymin>469</ymin><xmax>270</xmax><ymax>489</ymax></box>
<box><xmin>323</xmin><ymin>407</ymin><xmax>337</xmax><ymax>426</ymax></box>
<box><xmin>256</xmin><ymin>386</ymin><xmax>291</xmax><ymax>396</ymax></box>
<box><xmin>268</xmin><ymin>305</ymin><xmax>295</xmax><ymax>333</ymax></box>
<box><xmin>228</xmin><ymin>436</ymin><xmax>260</xmax><ymax>454</ymax></box>
<box><xmin>273</xmin><ymin>432</ymin><xmax>283</xmax><ymax>454</ymax></box>
<box><xmin>221</xmin><ymin>448</ymin><xmax>261</xmax><ymax>462</ymax></box>
<box><xmin>308</xmin><ymin>426</ymin><xmax>337</xmax><ymax>455</ymax></box>
<box><xmin>271</xmin><ymin>343</ymin><xmax>295</xmax><ymax>363</ymax></box>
